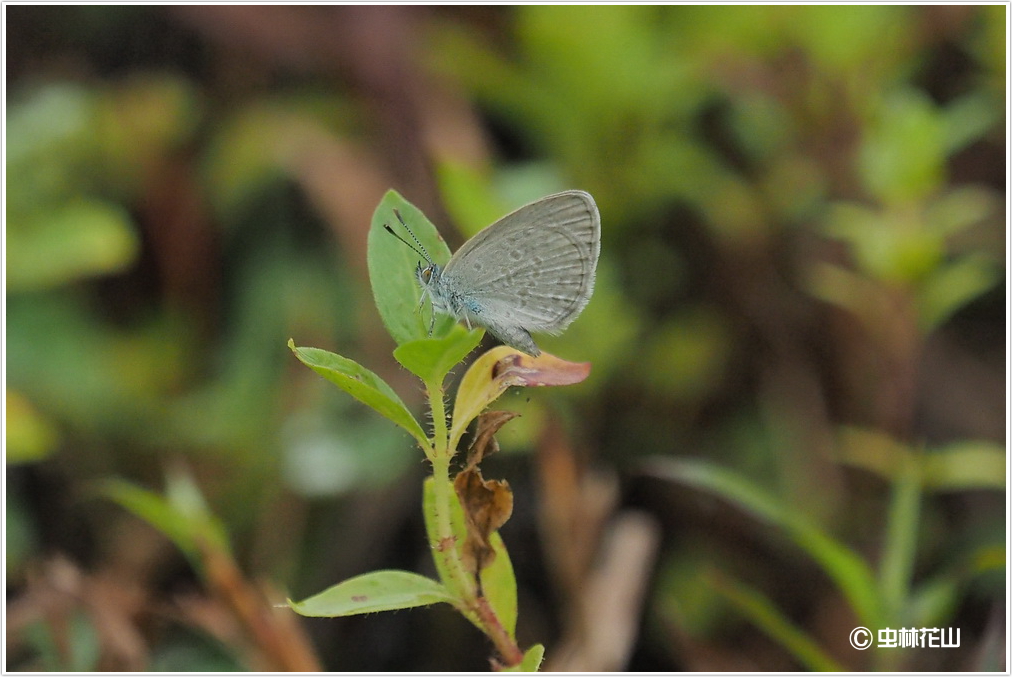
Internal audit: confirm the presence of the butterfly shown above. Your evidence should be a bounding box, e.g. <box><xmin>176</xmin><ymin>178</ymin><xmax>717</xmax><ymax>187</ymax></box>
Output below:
<box><xmin>385</xmin><ymin>190</ymin><xmax>600</xmax><ymax>356</ymax></box>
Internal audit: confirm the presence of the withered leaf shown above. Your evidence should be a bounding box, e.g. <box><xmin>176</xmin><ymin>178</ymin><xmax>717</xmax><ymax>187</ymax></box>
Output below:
<box><xmin>490</xmin><ymin>351</ymin><xmax>591</xmax><ymax>388</ymax></box>
<box><xmin>453</xmin><ymin>467</ymin><xmax>514</xmax><ymax>577</ymax></box>
<box><xmin>465</xmin><ymin>410</ymin><xmax>520</xmax><ymax>468</ymax></box>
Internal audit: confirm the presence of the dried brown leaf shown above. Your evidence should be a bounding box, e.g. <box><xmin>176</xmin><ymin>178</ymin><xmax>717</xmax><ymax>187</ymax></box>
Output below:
<box><xmin>453</xmin><ymin>467</ymin><xmax>514</xmax><ymax>576</ymax></box>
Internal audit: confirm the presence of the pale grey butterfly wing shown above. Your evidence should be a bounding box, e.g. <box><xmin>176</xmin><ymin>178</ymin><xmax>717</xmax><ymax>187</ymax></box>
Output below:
<box><xmin>440</xmin><ymin>190</ymin><xmax>600</xmax><ymax>352</ymax></box>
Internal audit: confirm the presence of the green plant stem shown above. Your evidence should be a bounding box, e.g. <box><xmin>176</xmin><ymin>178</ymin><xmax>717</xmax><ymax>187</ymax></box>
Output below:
<box><xmin>427</xmin><ymin>377</ymin><xmax>450</xmax><ymax>462</ymax></box>
<box><xmin>424</xmin><ymin>378</ymin><xmax>522</xmax><ymax>666</ymax></box>
<box><xmin>879</xmin><ymin>458</ymin><xmax>921</xmax><ymax>623</ymax></box>
<box><xmin>424</xmin><ymin>376</ymin><xmax>477</xmax><ymax>601</ymax></box>
<box><xmin>429</xmin><ymin>453</ymin><xmax>477</xmax><ymax>601</ymax></box>
<box><xmin>872</xmin><ymin>459</ymin><xmax>921</xmax><ymax>672</ymax></box>
<box><xmin>708</xmin><ymin>570</ymin><xmax>845</xmax><ymax>672</ymax></box>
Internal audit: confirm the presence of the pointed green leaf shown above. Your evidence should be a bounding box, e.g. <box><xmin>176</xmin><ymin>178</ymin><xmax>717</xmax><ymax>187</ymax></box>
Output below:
<box><xmin>836</xmin><ymin>425</ymin><xmax>913</xmax><ymax>481</ymax></box>
<box><xmin>94</xmin><ymin>474</ymin><xmax>230</xmax><ymax>575</ymax></box>
<box><xmin>707</xmin><ymin>571</ymin><xmax>845</xmax><ymax>671</ymax></box>
<box><xmin>842</xmin><ymin>428</ymin><xmax>1007</xmax><ymax>493</ymax></box>
<box><xmin>924</xmin><ymin>186</ymin><xmax>997</xmax><ymax>238</ymax></box>
<box><xmin>970</xmin><ymin>543</ymin><xmax>1004</xmax><ymax>576</ymax></box>
<box><xmin>7</xmin><ymin>199</ymin><xmax>139</xmax><ymax>291</ymax></box>
<box><xmin>393</xmin><ymin>324</ymin><xmax>483</xmax><ymax>385</ymax></box>
<box><xmin>483</xmin><ymin>531</ymin><xmax>519</xmax><ymax>640</ymax></box>
<box><xmin>288</xmin><ymin>340</ymin><xmax>427</xmax><ymax>447</ymax></box>
<box><xmin>503</xmin><ymin>644</ymin><xmax>545</xmax><ymax>672</ymax></box>
<box><xmin>858</xmin><ymin>89</ymin><xmax>945</xmax><ymax>204</ymax></box>
<box><xmin>644</xmin><ymin>458</ymin><xmax>883</xmax><ymax>628</ymax></box>
<box><xmin>367</xmin><ymin>189</ymin><xmax>455</xmax><ymax>346</ymax></box>
<box><xmin>907</xmin><ymin>573</ymin><xmax>961</xmax><ymax>628</ymax></box>
<box><xmin>289</xmin><ymin>570</ymin><xmax>456</xmax><ymax>617</ymax></box>
<box><xmin>917</xmin><ymin>254</ymin><xmax>1001</xmax><ymax>333</ymax></box>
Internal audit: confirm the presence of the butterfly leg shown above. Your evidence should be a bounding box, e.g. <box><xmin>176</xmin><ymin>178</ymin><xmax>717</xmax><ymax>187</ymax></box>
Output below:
<box><xmin>415</xmin><ymin>291</ymin><xmax>435</xmax><ymax>337</ymax></box>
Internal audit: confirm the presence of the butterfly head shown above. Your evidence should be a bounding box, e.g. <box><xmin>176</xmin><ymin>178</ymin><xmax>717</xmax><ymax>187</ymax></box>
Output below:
<box><xmin>416</xmin><ymin>261</ymin><xmax>441</xmax><ymax>289</ymax></box>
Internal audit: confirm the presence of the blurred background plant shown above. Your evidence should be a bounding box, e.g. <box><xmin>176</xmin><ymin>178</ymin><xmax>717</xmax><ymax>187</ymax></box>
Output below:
<box><xmin>4</xmin><ymin>5</ymin><xmax>1005</xmax><ymax>671</ymax></box>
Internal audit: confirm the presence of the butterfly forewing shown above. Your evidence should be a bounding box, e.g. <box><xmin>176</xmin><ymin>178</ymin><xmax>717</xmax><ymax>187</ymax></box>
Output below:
<box><xmin>442</xmin><ymin>190</ymin><xmax>600</xmax><ymax>332</ymax></box>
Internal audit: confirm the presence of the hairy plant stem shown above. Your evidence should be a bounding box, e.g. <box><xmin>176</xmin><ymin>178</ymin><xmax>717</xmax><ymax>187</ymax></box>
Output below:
<box><xmin>426</xmin><ymin>378</ymin><xmax>522</xmax><ymax>666</ymax></box>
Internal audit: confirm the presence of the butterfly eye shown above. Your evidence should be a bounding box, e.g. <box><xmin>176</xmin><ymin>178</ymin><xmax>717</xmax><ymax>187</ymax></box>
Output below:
<box><xmin>421</xmin><ymin>267</ymin><xmax>432</xmax><ymax>283</ymax></box>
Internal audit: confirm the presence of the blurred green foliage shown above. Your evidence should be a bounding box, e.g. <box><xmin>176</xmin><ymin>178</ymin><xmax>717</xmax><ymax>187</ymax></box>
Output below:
<box><xmin>5</xmin><ymin>4</ymin><xmax>1004</xmax><ymax>671</ymax></box>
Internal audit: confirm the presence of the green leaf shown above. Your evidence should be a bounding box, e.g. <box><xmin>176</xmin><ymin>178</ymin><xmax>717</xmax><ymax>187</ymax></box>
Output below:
<box><xmin>288</xmin><ymin>340</ymin><xmax>428</xmax><ymax>447</ymax></box>
<box><xmin>921</xmin><ymin>441</ymin><xmax>1005</xmax><ymax>492</ymax></box>
<box><xmin>835</xmin><ymin>428</ymin><xmax>1004</xmax><ymax>492</ymax></box>
<box><xmin>450</xmin><ymin>347</ymin><xmax>523</xmax><ymax>450</ymax></box>
<box><xmin>803</xmin><ymin>260</ymin><xmax>862</xmax><ymax>311</ymax></box>
<box><xmin>393</xmin><ymin>324</ymin><xmax>484</xmax><ymax>385</ymax></box>
<box><xmin>6</xmin><ymin>199</ymin><xmax>139</xmax><ymax>291</ymax></box>
<box><xmin>907</xmin><ymin>573</ymin><xmax>961</xmax><ymax>628</ymax></box>
<box><xmin>924</xmin><ymin>186</ymin><xmax>996</xmax><ymax>238</ymax></box>
<box><xmin>202</xmin><ymin>105</ymin><xmax>289</xmax><ymax>222</ymax></box>
<box><xmin>858</xmin><ymin>89</ymin><xmax>946</xmax><ymax>204</ymax></box>
<box><xmin>916</xmin><ymin>254</ymin><xmax>1002</xmax><ymax>333</ymax></box>
<box><xmin>823</xmin><ymin>202</ymin><xmax>944</xmax><ymax>285</ymax></box>
<box><xmin>367</xmin><ymin>189</ymin><xmax>455</xmax><ymax>346</ymax></box>
<box><xmin>503</xmin><ymin>644</ymin><xmax>545</xmax><ymax>672</ymax></box>
<box><xmin>95</xmin><ymin>474</ymin><xmax>230</xmax><ymax>574</ymax></box>
<box><xmin>791</xmin><ymin>5</ymin><xmax>910</xmax><ymax>75</ymax></box>
<box><xmin>878</xmin><ymin>461</ymin><xmax>921</xmax><ymax>624</ymax></box>
<box><xmin>943</xmin><ymin>92</ymin><xmax>1002</xmax><ymax>154</ymax></box>
<box><xmin>707</xmin><ymin>571</ymin><xmax>845</xmax><ymax>671</ymax></box>
<box><xmin>835</xmin><ymin>426</ymin><xmax>913</xmax><ymax>481</ymax></box>
<box><xmin>644</xmin><ymin>458</ymin><xmax>883</xmax><ymax>628</ymax></box>
<box><xmin>288</xmin><ymin>570</ymin><xmax>456</xmax><ymax>617</ymax></box>
<box><xmin>5</xmin><ymin>390</ymin><xmax>60</xmax><ymax>464</ymax></box>
<box><xmin>970</xmin><ymin>543</ymin><xmax>1005</xmax><ymax>576</ymax></box>
<box><xmin>483</xmin><ymin>531</ymin><xmax>519</xmax><ymax>640</ymax></box>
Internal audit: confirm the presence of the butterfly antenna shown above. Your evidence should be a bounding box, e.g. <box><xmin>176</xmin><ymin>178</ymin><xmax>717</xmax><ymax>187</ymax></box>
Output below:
<box><xmin>384</xmin><ymin>209</ymin><xmax>433</xmax><ymax>264</ymax></box>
